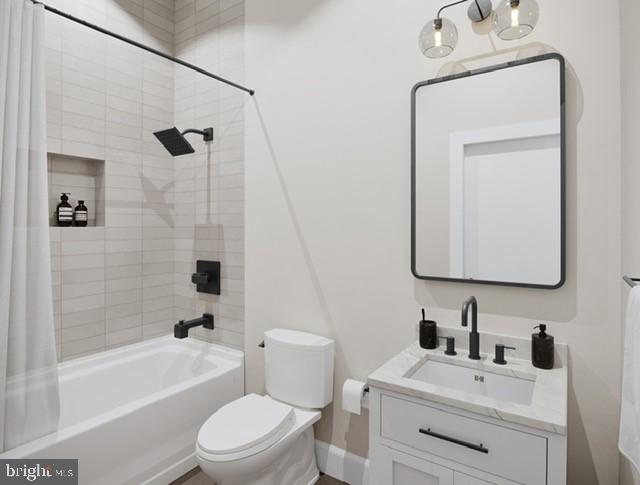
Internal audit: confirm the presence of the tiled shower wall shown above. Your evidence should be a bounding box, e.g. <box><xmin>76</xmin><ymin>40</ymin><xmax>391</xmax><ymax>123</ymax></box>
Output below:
<box><xmin>45</xmin><ymin>0</ymin><xmax>245</xmax><ymax>359</ymax></box>
<box><xmin>172</xmin><ymin>0</ymin><xmax>245</xmax><ymax>349</ymax></box>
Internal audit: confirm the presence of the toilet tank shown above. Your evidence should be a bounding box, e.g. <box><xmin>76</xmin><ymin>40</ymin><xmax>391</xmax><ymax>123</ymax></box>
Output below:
<box><xmin>264</xmin><ymin>329</ymin><xmax>334</xmax><ymax>409</ymax></box>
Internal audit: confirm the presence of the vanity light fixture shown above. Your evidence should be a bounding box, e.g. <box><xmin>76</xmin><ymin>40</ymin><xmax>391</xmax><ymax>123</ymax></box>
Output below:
<box><xmin>419</xmin><ymin>0</ymin><xmax>539</xmax><ymax>59</ymax></box>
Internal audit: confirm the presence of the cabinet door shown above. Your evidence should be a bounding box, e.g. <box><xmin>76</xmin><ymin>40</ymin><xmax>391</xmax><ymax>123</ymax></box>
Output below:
<box><xmin>377</xmin><ymin>446</ymin><xmax>454</xmax><ymax>485</ymax></box>
<box><xmin>455</xmin><ymin>471</ymin><xmax>518</xmax><ymax>485</ymax></box>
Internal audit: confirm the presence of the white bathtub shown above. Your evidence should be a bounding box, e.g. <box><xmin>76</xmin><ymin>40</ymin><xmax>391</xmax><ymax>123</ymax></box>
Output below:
<box><xmin>1</xmin><ymin>336</ymin><xmax>244</xmax><ymax>485</ymax></box>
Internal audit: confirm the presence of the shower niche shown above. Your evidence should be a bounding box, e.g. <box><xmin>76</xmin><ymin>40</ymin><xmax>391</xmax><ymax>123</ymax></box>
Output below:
<box><xmin>47</xmin><ymin>153</ymin><xmax>105</xmax><ymax>227</ymax></box>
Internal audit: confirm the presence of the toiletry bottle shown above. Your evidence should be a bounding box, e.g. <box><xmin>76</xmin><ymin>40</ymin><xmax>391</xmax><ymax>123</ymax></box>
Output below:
<box><xmin>56</xmin><ymin>193</ymin><xmax>73</xmax><ymax>227</ymax></box>
<box><xmin>73</xmin><ymin>200</ymin><xmax>88</xmax><ymax>227</ymax></box>
<box><xmin>419</xmin><ymin>308</ymin><xmax>438</xmax><ymax>350</ymax></box>
<box><xmin>532</xmin><ymin>323</ymin><xmax>554</xmax><ymax>369</ymax></box>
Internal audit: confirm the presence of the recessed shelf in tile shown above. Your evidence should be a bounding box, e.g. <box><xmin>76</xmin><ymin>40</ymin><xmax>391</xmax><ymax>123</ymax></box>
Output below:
<box><xmin>48</xmin><ymin>153</ymin><xmax>105</xmax><ymax>227</ymax></box>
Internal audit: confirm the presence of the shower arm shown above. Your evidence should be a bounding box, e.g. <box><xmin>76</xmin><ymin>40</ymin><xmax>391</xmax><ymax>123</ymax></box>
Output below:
<box><xmin>182</xmin><ymin>128</ymin><xmax>214</xmax><ymax>142</ymax></box>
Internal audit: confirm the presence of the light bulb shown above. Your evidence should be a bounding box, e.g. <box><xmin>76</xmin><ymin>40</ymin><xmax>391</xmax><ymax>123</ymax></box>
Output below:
<box><xmin>434</xmin><ymin>30</ymin><xmax>442</xmax><ymax>47</ymax></box>
<box><xmin>510</xmin><ymin>4</ymin><xmax>519</xmax><ymax>27</ymax></box>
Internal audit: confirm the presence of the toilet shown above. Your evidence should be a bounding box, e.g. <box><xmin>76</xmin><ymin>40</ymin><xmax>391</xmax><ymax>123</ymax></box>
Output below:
<box><xmin>196</xmin><ymin>329</ymin><xmax>335</xmax><ymax>485</ymax></box>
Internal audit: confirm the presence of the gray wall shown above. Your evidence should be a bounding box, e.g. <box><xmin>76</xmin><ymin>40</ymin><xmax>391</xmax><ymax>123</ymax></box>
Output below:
<box><xmin>46</xmin><ymin>0</ymin><xmax>176</xmax><ymax>360</ymax></box>
<box><xmin>45</xmin><ymin>0</ymin><xmax>245</xmax><ymax>359</ymax></box>
<box><xmin>172</xmin><ymin>0</ymin><xmax>245</xmax><ymax>349</ymax></box>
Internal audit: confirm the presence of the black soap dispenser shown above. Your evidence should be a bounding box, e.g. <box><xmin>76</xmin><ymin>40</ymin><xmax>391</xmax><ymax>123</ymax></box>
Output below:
<box><xmin>56</xmin><ymin>193</ymin><xmax>73</xmax><ymax>226</ymax></box>
<box><xmin>419</xmin><ymin>308</ymin><xmax>438</xmax><ymax>350</ymax></box>
<box><xmin>73</xmin><ymin>200</ymin><xmax>88</xmax><ymax>226</ymax></box>
<box><xmin>532</xmin><ymin>324</ymin><xmax>554</xmax><ymax>369</ymax></box>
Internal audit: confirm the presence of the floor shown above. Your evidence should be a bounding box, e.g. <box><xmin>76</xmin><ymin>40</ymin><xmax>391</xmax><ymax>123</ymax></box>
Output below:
<box><xmin>170</xmin><ymin>467</ymin><xmax>348</xmax><ymax>485</ymax></box>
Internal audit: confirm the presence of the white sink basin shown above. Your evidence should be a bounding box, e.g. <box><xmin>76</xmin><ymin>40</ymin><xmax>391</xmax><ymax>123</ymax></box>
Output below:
<box><xmin>408</xmin><ymin>359</ymin><xmax>535</xmax><ymax>406</ymax></box>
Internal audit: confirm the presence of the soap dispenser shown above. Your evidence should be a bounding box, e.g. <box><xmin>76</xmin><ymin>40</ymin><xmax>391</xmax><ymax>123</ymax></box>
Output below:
<box><xmin>56</xmin><ymin>193</ymin><xmax>73</xmax><ymax>226</ymax></box>
<box><xmin>532</xmin><ymin>324</ymin><xmax>554</xmax><ymax>369</ymax></box>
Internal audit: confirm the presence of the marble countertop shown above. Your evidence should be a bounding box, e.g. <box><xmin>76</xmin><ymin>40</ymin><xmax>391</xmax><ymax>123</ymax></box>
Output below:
<box><xmin>367</xmin><ymin>327</ymin><xmax>568</xmax><ymax>435</ymax></box>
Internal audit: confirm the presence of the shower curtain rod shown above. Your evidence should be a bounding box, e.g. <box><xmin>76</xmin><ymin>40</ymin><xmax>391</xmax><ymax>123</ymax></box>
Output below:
<box><xmin>29</xmin><ymin>0</ymin><xmax>255</xmax><ymax>96</ymax></box>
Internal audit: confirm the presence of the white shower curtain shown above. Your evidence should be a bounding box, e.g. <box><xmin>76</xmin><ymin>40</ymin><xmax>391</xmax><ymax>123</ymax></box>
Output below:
<box><xmin>0</xmin><ymin>0</ymin><xmax>59</xmax><ymax>452</ymax></box>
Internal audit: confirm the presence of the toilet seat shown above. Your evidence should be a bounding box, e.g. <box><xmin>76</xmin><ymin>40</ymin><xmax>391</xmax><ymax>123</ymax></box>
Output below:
<box><xmin>197</xmin><ymin>394</ymin><xmax>295</xmax><ymax>462</ymax></box>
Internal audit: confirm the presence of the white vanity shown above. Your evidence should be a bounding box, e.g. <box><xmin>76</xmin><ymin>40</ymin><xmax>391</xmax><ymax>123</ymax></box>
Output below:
<box><xmin>367</xmin><ymin>328</ymin><xmax>567</xmax><ymax>485</ymax></box>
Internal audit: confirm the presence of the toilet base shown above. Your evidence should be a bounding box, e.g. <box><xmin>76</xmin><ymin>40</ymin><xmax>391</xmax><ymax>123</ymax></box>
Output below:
<box><xmin>199</xmin><ymin>426</ymin><xmax>319</xmax><ymax>485</ymax></box>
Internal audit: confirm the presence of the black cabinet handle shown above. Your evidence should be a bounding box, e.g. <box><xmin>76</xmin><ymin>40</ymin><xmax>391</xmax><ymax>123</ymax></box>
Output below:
<box><xmin>419</xmin><ymin>427</ymin><xmax>489</xmax><ymax>454</ymax></box>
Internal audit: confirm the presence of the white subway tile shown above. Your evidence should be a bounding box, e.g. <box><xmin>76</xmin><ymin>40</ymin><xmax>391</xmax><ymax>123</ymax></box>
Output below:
<box><xmin>61</xmin><ymin>335</ymin><xmax>106</xmax><ymax>360</ymax></box>
<box><xmin>62</xmin><ymin>281</ymin><xmax>106</xmax><ymax>299</ymax></box>
<box><xmin>61</xmin><ymin>240</ymin><xmax>105</xmax><ymax>256</ymax></box>
<box><xmin>62</xmin><ymin>293</ymin><xmax>105</xmax><ymax>314</ymax></box>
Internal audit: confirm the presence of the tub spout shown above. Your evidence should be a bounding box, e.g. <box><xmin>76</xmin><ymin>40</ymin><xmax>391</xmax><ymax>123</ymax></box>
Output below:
<box><xmin>174</xmin><ymin>314</ymin><xmax>214</xmax><ymax>339</ymax></box>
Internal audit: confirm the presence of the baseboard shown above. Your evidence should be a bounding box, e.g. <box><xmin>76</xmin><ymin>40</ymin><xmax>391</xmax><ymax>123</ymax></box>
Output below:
<box><xmin>315</xmin><ymin>440</ymin><xmax>369</xmax><ymax>485</ymax></box>
<box><xmin>140</xmin><ymin>453</ymin><xmax>198</xmax><ymax>485</ymax></box>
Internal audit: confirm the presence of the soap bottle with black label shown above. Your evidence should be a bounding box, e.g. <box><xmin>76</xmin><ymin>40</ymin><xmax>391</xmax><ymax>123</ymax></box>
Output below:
<box><xmin>532</xmin><ymin>323</ymin><xmax>554</xmax><ymax>369</ymax></box>
<box><xmin>73</xmin><ymin>200</ymin><xmax>88</xmax><ymax>227</ymax></box>
<box><xmin>56</xmin><ymin>193</ymin><xmax>73</xmax><ymax>226</ymax></box>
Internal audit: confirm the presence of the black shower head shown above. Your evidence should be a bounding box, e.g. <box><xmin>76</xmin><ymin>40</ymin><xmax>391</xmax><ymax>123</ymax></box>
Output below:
<box><xmin>153</xmin><ymin>126</ymin><xmax>213</xmax><ymax>157</ymax></box>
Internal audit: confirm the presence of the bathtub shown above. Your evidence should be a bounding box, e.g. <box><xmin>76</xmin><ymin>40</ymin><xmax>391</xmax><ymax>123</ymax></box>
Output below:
<box><xmin>1</xmin><ymin>335</ymin><xmax>244</xmax><ymax>485</ymax></box>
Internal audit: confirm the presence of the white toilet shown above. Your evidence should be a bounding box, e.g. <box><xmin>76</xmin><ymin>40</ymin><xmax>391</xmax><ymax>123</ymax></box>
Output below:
<box><xmin>196</xmin><ymin>329</ymin><xmax>335</xmax><ymax>485</ymax></box>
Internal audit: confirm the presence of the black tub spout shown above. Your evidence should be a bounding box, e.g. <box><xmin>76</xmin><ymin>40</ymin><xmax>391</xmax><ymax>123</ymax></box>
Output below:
<box><xmin>174</xmin><ymin>314</ymin><xmax>214</xmax><ymax>339</ymax></box>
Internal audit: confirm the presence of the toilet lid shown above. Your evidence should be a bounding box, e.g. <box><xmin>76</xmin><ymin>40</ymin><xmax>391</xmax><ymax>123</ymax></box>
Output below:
<box><xmin>197</xmin><ymin>394</ymin><xmax>295</xmax><ymax>457</ymax></box>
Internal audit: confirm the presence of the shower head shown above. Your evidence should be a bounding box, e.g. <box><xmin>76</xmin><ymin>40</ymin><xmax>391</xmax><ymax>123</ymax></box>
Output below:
<box><xmin>153</xmin><ymin>126</ymin><xmax>214</xmax><ymax>157</ymax></box>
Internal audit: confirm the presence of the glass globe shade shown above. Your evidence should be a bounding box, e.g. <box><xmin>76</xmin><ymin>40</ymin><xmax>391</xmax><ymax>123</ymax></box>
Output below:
<box><xmin>419</xmin><ymin>18</ymin><xmax>458</xmax><ymax>58</ymax></box>
<box><xmin>493</xmin><ymin>0</ymin><xmax>539</xmax><ymax>40</ymax></box>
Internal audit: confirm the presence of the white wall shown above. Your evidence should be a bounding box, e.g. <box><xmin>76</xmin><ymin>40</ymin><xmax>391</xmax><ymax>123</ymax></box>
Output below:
<box><xmin>620</xmin><ymin>0</ymin><xmax>640</xmax><ymax>482</ymax></box>
<box><xmin>245</xmin><ymin>1</ymin><xmax>622</xmax><ymax>483</ymax></box>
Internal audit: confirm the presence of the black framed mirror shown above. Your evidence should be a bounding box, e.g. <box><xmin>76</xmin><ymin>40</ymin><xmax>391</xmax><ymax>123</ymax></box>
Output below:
<box><xmin>411</xmin><ymin>54</ymin><xmax>565</xmax><ymax>289</ymax></box>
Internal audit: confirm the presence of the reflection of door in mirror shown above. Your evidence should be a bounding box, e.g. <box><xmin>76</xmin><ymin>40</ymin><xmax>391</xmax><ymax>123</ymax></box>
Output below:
<box><xmin>449</xmin><ymin>121</ymin><xmax>561</xmax><ymax>284</ymax></box>
<box><xmin>412</xmin><ymin>55</ymin><xmax>564</xmax><ymax>288</ymax></box>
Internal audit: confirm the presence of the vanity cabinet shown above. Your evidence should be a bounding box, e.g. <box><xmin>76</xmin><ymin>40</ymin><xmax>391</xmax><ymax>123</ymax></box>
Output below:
<box><xmin>369</xmin><ymin>387</ymin><xmax>566</xmax><ymax>485</ymax></box>
<box><xmin>378</xmin><ymin>446</ymin><xmax>453</xmax><ymax>484</ymax></box>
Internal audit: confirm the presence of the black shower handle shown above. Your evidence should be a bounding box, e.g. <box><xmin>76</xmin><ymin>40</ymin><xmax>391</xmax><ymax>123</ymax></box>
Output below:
<box><xmin>191</xmin><ymin>272</ymin><xmax>210</xmax><ymax>285</ymax></box>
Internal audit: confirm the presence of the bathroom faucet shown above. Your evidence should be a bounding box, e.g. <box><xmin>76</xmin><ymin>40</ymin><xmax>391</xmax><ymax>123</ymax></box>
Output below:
<box><xmin>461</xmin><ymin>296</ymin><xmax>480</xmax><ymax>360</ymax></box>
<box><xmin>174</xmin><ymin>313</ymin><xmax>214</xmax><ymax>339</ymax></box>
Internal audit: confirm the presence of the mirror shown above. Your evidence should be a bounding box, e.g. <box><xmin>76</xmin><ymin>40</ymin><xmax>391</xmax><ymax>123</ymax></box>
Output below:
<box><xmin>412</xmin><ymin>54</ymin><xmax>565</xmax><ymax>288</ymax></box>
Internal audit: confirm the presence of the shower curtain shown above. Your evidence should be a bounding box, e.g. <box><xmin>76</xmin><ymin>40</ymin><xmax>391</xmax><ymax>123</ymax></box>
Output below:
<box><xmin>0</xmin><ymin>0</ymin><xmax>59</xmax><ymax>452</ymax></box>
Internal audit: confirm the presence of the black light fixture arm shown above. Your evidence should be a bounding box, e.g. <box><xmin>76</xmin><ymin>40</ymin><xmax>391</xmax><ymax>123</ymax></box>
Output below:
<box><xmin>437</xmin><ymin>0</ymin><xmax>471</xmax><ymax>19</ymax></box>
<box><xmin>436</xmin><ymin>0</ymin><xmax>488</xmax><ymax>21</ymax></box>
<box><xmin>28</xmin><ymin>0</ymin><xmax>255</xmax><ymax>96</ymax></box>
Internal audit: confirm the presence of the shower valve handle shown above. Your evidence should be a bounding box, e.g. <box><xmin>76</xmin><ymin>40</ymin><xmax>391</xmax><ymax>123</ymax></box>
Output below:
<box><xmin>191</xmin><ymin>272</ymin><xmax>210</xmax><ymax>285</ymax></box>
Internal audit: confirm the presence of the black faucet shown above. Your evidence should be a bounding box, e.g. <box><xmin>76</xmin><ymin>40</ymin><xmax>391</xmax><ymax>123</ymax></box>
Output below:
<box><xmin>174</xmin><ymin>313</ymin><xmax>214</xmax><ymax>339</ymax></box>
<box><xmin>461</xmin><ymin>296</ymin><xmax>480</xmax><ymax>360</ymax></box>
